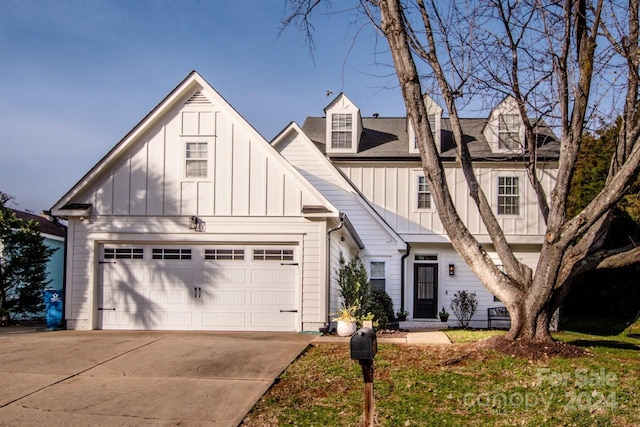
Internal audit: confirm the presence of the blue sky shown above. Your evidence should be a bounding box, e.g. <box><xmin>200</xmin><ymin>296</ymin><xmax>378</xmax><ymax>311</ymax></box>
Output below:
<box><xmin>0</xmin><ymin>0</ymin><xmax>406</xmax><ymax>213</ymax></box>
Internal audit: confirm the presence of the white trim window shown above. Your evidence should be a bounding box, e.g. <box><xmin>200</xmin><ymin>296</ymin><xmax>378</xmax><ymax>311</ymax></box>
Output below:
<box><xmin>413</xmin><ymin>114</ymin><xmax>437</xmax><ymax>150</ymax></box>
<box><xmin>370</xmin><ymin>261</ymin><xmax>386</xmax><ymax>292</ymax></box>
<box><xmin>331</xmin><ymin>113</ymin><xmax>353</xmax><ymax>149</ymax></box>
<box><xmin>497</xmin><ymin>176</ymin><xmax>520</xmax><ymax>215</ymax></box>
<box><xmin>417</xmin><ymin>176</ymin><xmax>431</xmax><ymax>209</ymax></box>
<box><xmin>185</xmin><ymin>142</ymin><xmax>208</xmax><ymax>178</ymax></box>
<box><xmin>498</xmin><ymin>114</ymin><xmax>521</xmax><ymax>150</ymax></box>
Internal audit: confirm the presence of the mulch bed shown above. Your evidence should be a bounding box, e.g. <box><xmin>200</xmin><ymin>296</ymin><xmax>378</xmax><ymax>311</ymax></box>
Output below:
<box><xmin>476</xmin><ymin>335</ymin><xmax>589</xmax><ymax>359</ymax></box>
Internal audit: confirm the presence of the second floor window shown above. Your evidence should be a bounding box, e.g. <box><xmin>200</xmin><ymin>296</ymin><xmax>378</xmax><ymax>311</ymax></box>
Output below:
<box><xmin>413</xmin><ymin>114</ymin><xmax>437</xmax><ymax>149</ymax></box>
<box><xmin>418</xmin><ymin>176</ymin><xmax>431</xmax><ymax>209</ymax></box>
<box><xmin>497</xmin><ymin>176</ymin><xmax>519</xmax><ymax>215</ymax></box>
<box><xmin>498</xmin><ymin>114</ymin><xmax>521</xmax><ymax>150</ymax></box>
<box><xmin>331</xmin><ymin>114</ymin><xmax>352</xmax><ymax>149</ymax></box>
<box><xmin>185</xmin><ymin>142</ymin><xmax>208</xmax><ymax>178</ymax></box>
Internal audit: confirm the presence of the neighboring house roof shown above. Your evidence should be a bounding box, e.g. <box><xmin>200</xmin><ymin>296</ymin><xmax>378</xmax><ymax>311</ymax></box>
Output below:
<box><xmin>301</xmin><ymin>116</ymin><xmax>560</xmax><ymax>161</ymax></box>
<box><xmin>10</xmin><ymin>209</ymin><xmax>66</xmax><ymax>239</ymax></box>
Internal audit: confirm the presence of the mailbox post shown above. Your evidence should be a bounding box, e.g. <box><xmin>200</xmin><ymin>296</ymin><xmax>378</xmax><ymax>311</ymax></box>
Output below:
<box><xmin>350</xmin><ymin>327</ymin><xmax>377</xmax><ymax>427</ymax></box>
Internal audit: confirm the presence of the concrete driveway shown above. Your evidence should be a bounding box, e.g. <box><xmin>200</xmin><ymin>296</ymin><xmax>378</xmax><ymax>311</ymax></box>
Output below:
<box><xmin>0</xmin><ymin>330</ymin><xmax>314</xmax><ymax>426</ymax></box>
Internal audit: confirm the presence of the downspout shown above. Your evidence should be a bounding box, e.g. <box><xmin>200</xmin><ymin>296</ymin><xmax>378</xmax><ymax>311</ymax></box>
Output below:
<box><xmin>400</xmin><ymin>242</ymin><xmax>411</xmax><ymax>312</ymax></box>
<box><xmin>325</xmin><ymin>214</ymin><xmax>345</xmax><ymax>331</ymax></box>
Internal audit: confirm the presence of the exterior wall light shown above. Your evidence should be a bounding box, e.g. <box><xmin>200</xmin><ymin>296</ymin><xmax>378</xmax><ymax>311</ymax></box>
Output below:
<box><xmin>189</xmin><ymin>216</ymin><xmax>206</xmax><ymax>232</ymax></box>
<box><xmin>448</xmin><ymin>263</ymin><xmax>455</xmax><ymax>276</ymax></box>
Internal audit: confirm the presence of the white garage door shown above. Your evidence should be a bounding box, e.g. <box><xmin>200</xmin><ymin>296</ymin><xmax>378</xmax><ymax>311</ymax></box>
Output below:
<box><xmin>98</xmin><ymin>245</ymin><xmax>299</xmax><ymax>331</ymax></box>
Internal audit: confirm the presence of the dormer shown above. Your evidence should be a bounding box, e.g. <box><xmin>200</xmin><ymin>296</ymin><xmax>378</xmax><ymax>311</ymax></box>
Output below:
<box><xmin>484</xmin><ymin>96</ymin><xmax>526</xmax><ymax>153</ymax></box>
<box><xmin>408</xmin><ymin>94</ymin><xmax>443</xmax><ymax>154</ymax></box>
<box><xmin>324</xmin><ymin>93</ymin><xmax>362</xmax><ymax>154</ymax></box>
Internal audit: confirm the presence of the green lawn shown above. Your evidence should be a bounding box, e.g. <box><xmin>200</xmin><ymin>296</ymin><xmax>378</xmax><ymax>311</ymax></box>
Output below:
<box><xmin>242</xmin><ymin>330</ymin><xmax>640</xmax><ymax>426</ymax></box>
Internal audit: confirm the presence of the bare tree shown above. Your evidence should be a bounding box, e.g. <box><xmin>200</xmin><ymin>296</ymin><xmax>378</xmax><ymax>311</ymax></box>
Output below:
<box><xmin>284</xmin><ymin>0</ymin><xmax>640</xmax><ymax>342</ymax></box>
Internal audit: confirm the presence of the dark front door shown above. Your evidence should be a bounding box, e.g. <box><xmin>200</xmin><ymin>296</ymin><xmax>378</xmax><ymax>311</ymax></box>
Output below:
<box><xmin>414</xmin><ymin>264</ymin><xmax>438</xmax><ymax>318</ymax></box>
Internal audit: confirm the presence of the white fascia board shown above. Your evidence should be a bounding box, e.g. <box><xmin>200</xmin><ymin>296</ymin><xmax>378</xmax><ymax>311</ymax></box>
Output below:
<box><xmin>273</xmin><ymin>123</ymin><xmax>406</xmax><ymax>251</ymax></box>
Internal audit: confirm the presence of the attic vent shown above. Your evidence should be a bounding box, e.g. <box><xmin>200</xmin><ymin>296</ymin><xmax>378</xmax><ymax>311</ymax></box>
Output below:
<box><xmin>185</xmin><ymin>90</ymin><xmax>211</xmax><ymax>105</ymax></box>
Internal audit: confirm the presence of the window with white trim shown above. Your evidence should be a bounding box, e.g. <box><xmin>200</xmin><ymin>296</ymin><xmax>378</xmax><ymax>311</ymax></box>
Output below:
<box><xmin>413</xmin><ymin>114</ymin><xmax>437</xmax><ymax>149</ymax></box>
<box><xmin>185</xmin><ymin>142</ymin><xmax>208</xmax><ymax>178</ymax></box>
<box><xmin>498</xmin><ymin>114</ymin><xmax>521</xmax><ymax>150</ymax></box>
<box><xmin>370</xmin><ymin>262</ymin><xmax>386</xmax><ymax>292</ymax></box>
<box><xmin>417</xmin><ymin>176</ymin><xmax>431</xmax><ymax>209</ymax></box>
<box><xmin>497</xmin><ymin>176</ymin><xmax>520</xmax><ymax>215</ymax></box>
<box><xmin>204</xmin><ymin>249</ymin><xmax>245</xmax><ymax>260</ymax></box>
<box><xmin>152</xmin><ymin>248</ymin><xmax>192</xmax><ymax>260</ymax></box>
<box><xmin>104</xmin><ymin>248</ymin><xmax>143</xmax><ymax>259</ymax></box>
<box><xmin>331</xmin><ymin>114</ymin><xmax>352</xmax><ymax>149</ymax></box>
<box><xmin>253</xmin><ymin>249</ymin><xmax>294</xmax><ymax>261</ymax></box>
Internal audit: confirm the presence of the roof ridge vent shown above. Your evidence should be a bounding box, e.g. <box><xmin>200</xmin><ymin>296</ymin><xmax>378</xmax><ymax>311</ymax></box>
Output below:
<box><xmin>185</xmin><ymin>90</ymin><xmax>211</xmax><ymax>105</ymax></box>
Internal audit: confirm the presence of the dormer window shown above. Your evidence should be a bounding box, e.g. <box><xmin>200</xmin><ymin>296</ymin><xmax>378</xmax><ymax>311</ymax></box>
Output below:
<box><xmin>485</xmin><ymin>97</ymin><xmax>526</xmax><ymax>153</ymax></box>
<box><xmin>413</xmin><ymin>114</ymin><xmax>437</xmax><ymax>149</ymax></box>
<box><xmin>498</xmin><ymin>114</ymin><xmax>521</xmax><ymax>150</ymax></box>
<box><xmin>324</xmin><ymin>93</ymin><xmax>362</xmax><ymax>154</ymax></box>
<box><xmin>331</xmin><ymin>113</ymin><xmax>353</xmax><ymax>149</ymax></box>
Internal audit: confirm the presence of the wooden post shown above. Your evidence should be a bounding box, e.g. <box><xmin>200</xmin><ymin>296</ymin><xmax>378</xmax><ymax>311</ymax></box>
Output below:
<box><xmin>360</xmin><ymin>359</ymin><xmax>374</xmax><ymax>427</ymax></box>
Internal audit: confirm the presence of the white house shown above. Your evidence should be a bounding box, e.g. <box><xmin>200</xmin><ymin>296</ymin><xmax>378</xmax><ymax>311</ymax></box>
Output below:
<box><xmin>51</xmin><ymin>71</ymin><xmax>363</xmax><ymax>332</ymax></box>
<box><xmin>273</xmin><ymin>93</ymin><xmax>559</xmax><ymax>327</ymax></box>
<box><xmin>52</xmin><ymin>72</ymin><xmax>558</xmax><ymax>331</ymax></box>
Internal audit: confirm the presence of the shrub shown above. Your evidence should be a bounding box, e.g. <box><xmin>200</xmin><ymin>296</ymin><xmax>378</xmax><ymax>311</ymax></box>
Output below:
<box><xmin>363</xmin><ymin>290</ymin><xmax>396</xmax><ymax>330</ymax></box>
<box><xmin>336</xmin><ymin>254</ymin><xmax>370</xmax><ymax>317</ymax></box>
<box><xmin>450</xmin><ymin>290</ymin><xmax>478</xmax><ymax>328</ymax></box>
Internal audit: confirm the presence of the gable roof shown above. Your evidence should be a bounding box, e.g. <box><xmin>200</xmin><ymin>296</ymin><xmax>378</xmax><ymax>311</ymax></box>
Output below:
<box><xmin>51</xmin><ymin>71</ymin><xmax>339</xmax><ymax>218</ymax></box>
<box><xmin>301</xmin><ymin>116</ymin><xmax>560</xmax><ymax>161</ymax></box>
<box><xmin>272</xmin><ymin>122</ymin><xmax>406</xmax><ymax>250</ymax></box>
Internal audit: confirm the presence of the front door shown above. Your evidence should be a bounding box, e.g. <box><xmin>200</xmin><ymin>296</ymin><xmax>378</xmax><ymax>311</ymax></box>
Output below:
<box><xmin>414</xmin><ymin>263</ymin><xmax>438</xmax><ymax>318</ymax></box>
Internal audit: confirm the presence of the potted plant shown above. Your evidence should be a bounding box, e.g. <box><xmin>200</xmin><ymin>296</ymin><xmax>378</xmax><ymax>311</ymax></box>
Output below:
<box><xmin>333</xmin><ymin>304</ymin><xmax>358</xmax><ymax>336</ymax></box>
<box><xmin>438</xmin><ymin>306</ymin><xmax>450</xmax><ymax>322</ymax></box>
<box><xmin>396</xmin><ymin>309</ymin><xmax>409</xmax><ymax>321</ymax></box>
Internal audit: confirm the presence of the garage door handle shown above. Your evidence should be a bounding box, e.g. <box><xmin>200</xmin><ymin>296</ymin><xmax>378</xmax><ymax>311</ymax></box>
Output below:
<box><xmin>280</xmin><ymin>309</ymin><xmax>298</xmax><ymax>313</ymax></box>
<box><xmin>98</xmin><ymin>308</ymin><xmax>116</xmax><ymax>311</ymax></box>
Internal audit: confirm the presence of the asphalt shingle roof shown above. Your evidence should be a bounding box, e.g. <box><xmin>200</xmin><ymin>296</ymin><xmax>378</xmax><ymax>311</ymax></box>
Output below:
<box><xmin>301</xmin><ymin>116</ymin><xmax>560</xmax><ymax>161</ymax></box>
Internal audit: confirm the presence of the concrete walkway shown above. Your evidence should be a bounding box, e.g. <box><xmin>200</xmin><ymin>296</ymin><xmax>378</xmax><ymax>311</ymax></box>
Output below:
<box><xmin>313</xmin><ymin>330</ymin><xmax>451</xmax><ymax>344</ymax></box>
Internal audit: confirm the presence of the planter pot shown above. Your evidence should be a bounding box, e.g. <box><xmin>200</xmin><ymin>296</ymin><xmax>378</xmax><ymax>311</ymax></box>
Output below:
<box><xmin>336</xmin><ymin>320</ymin><xmax>357</xmax><ymax>337</ymax></box>
<box><xmin>439</xmin><ymin>316</ymin><xmax>449</xmax><ymax>323</ymax></box>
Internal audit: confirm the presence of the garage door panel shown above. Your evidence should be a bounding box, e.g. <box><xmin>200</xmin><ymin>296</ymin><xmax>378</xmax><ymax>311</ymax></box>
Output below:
<box><xmin>203</xmin><ymin>269</ymin><xmax>246</xmax><ymax>283</ymax></box>
<box><xmin>250</xmin><ymin>290</ymin><xmax>295</xmax><ymax>306</ymax></box>
<box><xmin>203</xmin><ymin>290</ymin><xmax>245</xmax><ymax>305</ymax></box>
<box><xmin>202</xmin><ymin>312</ymin><xmax>246</xmax><ymax>328</ymax></box>
<box><xmin>150</xmin><ymin>311</ymin><xmax>193</xmax><ymax>327</ymax></box>
<box><xmin>148</xmin><ymin>290</ymin><xmax>193</xmax><ymax>305</ymax></box>
<box><xmin>250</xmin><ymin>313</ymin><xmax>295</xmax><ymax>329</ymax></box>
<box><xmin>102</xmin><ymin>311</ymin><xmax>147</xmax><ymax>329</ymax></box>
<box><xmin>250</xmin><ymin>268</ymin><xmax>296</xmax><ymax>284</ymax></box>
<box><xmin>150</xmin><ymin>268</ymin><xmax>194</xmax><ymax>283</ymax></box>
<box><xmin>104</xmin><ymin>267</ymin><xmax>144</xmax><ymax>283</ymax></box>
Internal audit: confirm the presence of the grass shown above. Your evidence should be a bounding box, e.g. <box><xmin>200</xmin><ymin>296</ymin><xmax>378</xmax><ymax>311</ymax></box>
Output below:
<box><xmin>242</xmin><ymin>329</ymin><xmax>640</xmax><ymax>426</ymax></box>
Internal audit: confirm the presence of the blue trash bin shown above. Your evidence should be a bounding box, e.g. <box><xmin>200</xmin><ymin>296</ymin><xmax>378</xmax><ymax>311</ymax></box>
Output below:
<box><xmin>44</xmin><ymin>289</ymin><xmax>63</xmax><ymax>329</ymax></box>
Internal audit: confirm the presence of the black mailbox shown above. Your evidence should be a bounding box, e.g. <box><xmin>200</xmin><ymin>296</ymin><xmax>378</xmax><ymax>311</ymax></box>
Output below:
<box><xmin>350</xmin><ymin>327</ymin><xmax>377</xmax><ymax>360</ymax></box>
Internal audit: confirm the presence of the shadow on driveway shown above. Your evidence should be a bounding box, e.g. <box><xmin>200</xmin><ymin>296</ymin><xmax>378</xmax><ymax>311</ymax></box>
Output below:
<box><xmin>0</xmin><ymin>330</ymin><xmax>313</xmax><ymax>426</ymax></box>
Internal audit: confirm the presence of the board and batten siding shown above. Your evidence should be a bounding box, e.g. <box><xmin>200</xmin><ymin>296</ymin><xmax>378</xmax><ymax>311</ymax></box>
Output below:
<box><xmin>82</xmin><ymin>102</ymin><xmax>319</xmax><ymax>218</ymax></box>
<box><xmin>339</xmin><ymin>162</ymin><xmax>557</xmax><ymax>242</ymax></box>
<box><xmin>276</xmin><ymin>130</ymin><xmax>407</xmax><ymax>309</ymax></box>
<box><xmin>64</xmin><ymin>216</ymin><xmax>328</xmax><ymax>331</ymax></box>
<box><xmin>410</xmin><ymin>245</ymin><xmax>541</xmax><ymax>327</ymax></box>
